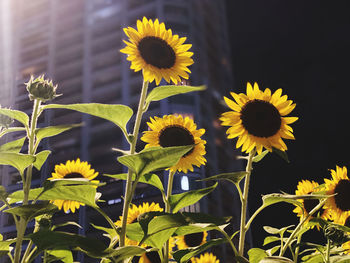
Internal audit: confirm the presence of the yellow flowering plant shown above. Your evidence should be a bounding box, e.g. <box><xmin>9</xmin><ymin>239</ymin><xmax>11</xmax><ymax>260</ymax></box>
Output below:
<box><xmin>0</xmin><ymin>16</ymin><xmax>350</xmax><ymax>263</ymax></box>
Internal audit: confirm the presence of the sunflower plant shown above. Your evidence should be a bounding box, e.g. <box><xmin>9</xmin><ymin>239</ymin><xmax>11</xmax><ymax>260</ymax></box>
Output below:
<box><xmin>1</xmin><ymin>16</ymin><xmax>350</xmax><ymax>263</ymax></box>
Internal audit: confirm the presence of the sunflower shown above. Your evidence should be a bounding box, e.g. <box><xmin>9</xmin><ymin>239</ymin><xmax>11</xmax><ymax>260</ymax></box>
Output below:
<box><xmin>176</xmin><ymin>231</ymin><xmax>208</xmax><ymax>250</ymax></box>
<box><xmin>48</xmin><ymin>158</ymin><xmax>98</xmax><ymax>213</ymax></box>
<box><xmin>220</xmin><ymin>82</ymin><xmax>298</xmax><ymax>154</ymax></box>
<box><xmin>120</xmin><ymin>17</ymin><xmax>194</xmax><ymax>85</ymax></box>
<box><xmin>115</xmin><ymin>202</ymin><xmax>163</xmax><ymax>246</ymax></box>
<box><xmin>191</xmin><ymin>252</ymin><xmax>220</xmax><ymax>263</ymax></box>
<box><xmin>141</xmin><ymin>114</ymin><xmax>206</xmax><ymax>173</ymax></box>
<box><xmin>292</xmin><ymin>180</ymin><xmax>328</xmax><ymax>223</ymax></box>
<box><xmin>324</xmin><ymin>166</ymin><xmax>350</xmax><ymax>223</ymax></box>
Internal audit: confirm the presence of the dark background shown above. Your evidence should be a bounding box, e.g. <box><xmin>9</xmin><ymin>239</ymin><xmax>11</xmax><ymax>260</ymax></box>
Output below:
<box><xmin>226</xmin><ymin>1</ymin><xmax>350</xmax><ymax>246</ymax></box>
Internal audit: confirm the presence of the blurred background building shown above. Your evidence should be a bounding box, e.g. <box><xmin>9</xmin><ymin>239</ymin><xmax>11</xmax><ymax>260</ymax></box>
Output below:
<box><xmin>0</xmin><ymin>0</ymin><xmax>244</xmax><ymax>262</ymax></box>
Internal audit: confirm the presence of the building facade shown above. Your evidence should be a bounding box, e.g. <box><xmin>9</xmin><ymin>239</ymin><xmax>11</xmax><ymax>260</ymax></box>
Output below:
<box><xmin>0</xmin><ymin>0</ymin><xmax>244</xmax><ymax>262</ymax></box>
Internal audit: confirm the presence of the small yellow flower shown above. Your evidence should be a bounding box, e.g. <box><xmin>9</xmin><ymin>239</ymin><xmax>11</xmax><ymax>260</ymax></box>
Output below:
<box><xmin>191</xmin><ymin>252</ymin><xmax>220</xmax><ymax>263</ymax></box>
<box><xmin>220</xmin><ymin>82</ymin><xmax>298</xmax><ymax>154</ymax></box>
<box><xmin>48</xmin><ymin>159</ymin><xmax>99</xmax><ymax>213</ymax></box>
<box><xmin>115</xmin><ymin>202</ymin><xmax>163</xmax><ymax>246</ymax></box>
<box><xmin>292</xmin><ymin>180</ymin><xmax>328</xmax><ymax>223</ymax></box>
<box><xmin>324</xmin><ymin>166</ymin><xmax>350</xmax><ymax>223</ymax></box>
<box><xmin>120</xmin><ymin>17</ymin><xmax>194</xmax><ymax>85</ymax></box>
<box><xmin>141</xmin><ymin>114</ymin><xmax>206</xmax><ymax>173</ymax></box>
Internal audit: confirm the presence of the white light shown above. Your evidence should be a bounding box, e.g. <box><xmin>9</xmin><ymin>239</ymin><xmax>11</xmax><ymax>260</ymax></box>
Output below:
<box><xmin>181</xmin><ymin>176</ymin><xmax>189</xmax><ymax>191</ymax></box>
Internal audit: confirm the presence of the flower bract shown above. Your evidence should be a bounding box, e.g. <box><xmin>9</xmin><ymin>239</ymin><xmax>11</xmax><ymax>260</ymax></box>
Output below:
<box><xmin>220</xmin><ymin>82</ymin><xmax>298</xmax><ymax>154</ymax></box>
<box><xmin>120</xmin><ymin>17</ymin><xmax>194</xmax><ymax>85</ymax></box>
<box><xmin>48</xmin><ymin>158</ymin><xmax>99</xmax><ymax>213</ymax></box>
<box><xmin>141</xmin><ymin>114</ymin><xmax>206</xmax><ymax>173</ymax></box>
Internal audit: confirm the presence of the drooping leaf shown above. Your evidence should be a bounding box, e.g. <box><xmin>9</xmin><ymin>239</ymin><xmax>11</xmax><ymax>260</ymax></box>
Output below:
<box><xmin>263</xmin><ymin>236</ymin><xmax>280</xmax><ymax>246</ymax></box>
<box><xmin>0</xmin><ymin>152</ymin><xmax>35</xmax><ymax>175</ymax></box>
<box><xmin>272</xmin><ymin>147</ymin><xmax>290</xmax><ymax>163</ymax></box>
<box><xmin>0</xmin><ymin>240</ymin><xmax>14</xmax><ymax>256</ymax></box>
<box><xmin>169</xmin><ymin>183</ymin><xmax>218</xmax><ymax>213</ymax></box>
<box><xmin>0</xmin><ymin>186</ymin><xmax>8</xmax><ymax>201</ymax></box>
<box><xmin>105</xmin><ymin>173</ymin><xmax>164</xmax><ymax>192</ymax></box>
<box><xmin>91</xmin><ymin>224</ymin><xmax>118</xmax><ymax>241</ymax></box>
<box><xmin>0</xmin><ymin>137</ymin><xmax>26</xmax><ymax>153</ymax></box>
<box><xmin>46</xmin><ymin>249</ymin><xmax>73</xmax><ymax>263</ymax></box>
<box><xmin>35</xmin><ymin>123</ymin><xmax>82</xmax><ymax>144</ymax></box>
<box><xmin>145</xmin><ymin>85</ymin><xmax>206</xmax><ymax>104</ymax></box>
<box><xmin>262</xmin><ymin>193</ymin><xmax>328</xmax><ymax>208</ymax></box>
<box><xmin>43</xmin><ymin>103</ymin><xmax>133</xmax><ymax>135</ymax></box>
<box><xmin>253</xmin><ymin>150</ymin><xmax>269</xmax><ymax>162</ymax></box>
<box><xmin>106</xmin><ymin>246</ymin><xmax>150</xmax><ymax>262</ymax></box>
<box><xmin>173</xmin><ymin>238</ymin><xmax>226</xmax><ymax>263</ymax></box>
<box><xmin>4</xmin><ymin>202</ymin><xmax>58</xmax><ymax>221</ymax></box>
<box><xmin>247</xmin><ymin>248</ymin><xmax>268</xmax><ymax>263</ymax></box>
<box><xmin>0</xmin><ymin>127</ymin><xmax>26</xmax><ymax>139</ymax></box>
<box><xmin>29</xmin><ymin>230</ymin><xmax>108</xmax><ymax>257</ymax></box>
<box><xmin>0</xmin><ymin>108</ymin><xmax>29</xmax><ymax>128</ymax></box>
<box><xmin>33</xmin><ymin>150</ymin><xmax>51</xmax><ymax>170</ymax></box>
<box><xmin>118</xmin><ymin>145</ymin><xmax>193</xmax><ymax>176</ymax></box>
<box><xmin>199</xmin><ymin>172</ymin><xmax>247</xmax><ymax>185</ymax></box>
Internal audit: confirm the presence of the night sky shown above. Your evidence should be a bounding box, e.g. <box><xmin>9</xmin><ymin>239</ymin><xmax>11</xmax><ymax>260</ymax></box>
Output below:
<box><xmin>226</xmin><ymin>1</ymin><xmax>350</xmax><ymax>246</ymax></box>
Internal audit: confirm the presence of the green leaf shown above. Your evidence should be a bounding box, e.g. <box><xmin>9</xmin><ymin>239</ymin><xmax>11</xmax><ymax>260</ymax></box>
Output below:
<box><xmin>263</xmin><ymin>236</ymin><xmax>280</xmax><ymax>246</ymax></box>
<box><xmin>173</xmin><ymin>238</ymin><xmax>226</xmax><ymax>263</ymax></box>
<box><xmin>253</xmin><ymin>150</ymin><xmax>269</xmax><ymax>162</ymax></box>
<box><xmin>0</xmin><ymin>108</ymin><xmax>29</xmax><ymax>127</ymax></box>
<box><xmin>0</xmin><ymin>186</ymin><xmax>8</xmax><ymax>201</ymax></box>
<box><xmin>330</xmin><ymin>255</ymin><xmax>350</xmax><ymax>263</ymax></box>
<box><xmin>105</xmin><ymin>173</ymin><xmax>164</xmax><ymax>192</ymax></box>
<box><xmin>272</xmin><ymin>147</ymin><xmax>289</xmax><ymax>163</ymax></box>
<box><xmin>145</xmin><ymin>85</ymin><xmax>206</xmax><ymax>104</ymax></box>
<box><xmin>33</xmin><ymin>150</ymin><xmax>51</xmax><ymax>170</ymax></box>
<box><xmin>0</xmin><ymin>127</ymin><xmax>26</xmax><ymax>139</ymax></box>
<box><xmin>106</xmin><ymin>246</ymin><xmax>149</xmax><ymax>262</ymax></box>
<box><xmin>35</xmin><ymin>123</ymin><xmax>82</xmax><ymax>144</ymax></box>
<box><xmin>4</xmin><ymin>202</ymin><xmax>58</xmax><ymax>221</ymax></box>
<box><xmin>169</xmin><ymin>183</ymin><xmax>218</xmax><ymax>213</ymax></box>
<box><xmin>90</xmin><ymin>224</ymin><xmax>118</xmax><ymax>241</ymax></box>
<box><xmin>0</xmin><ymin>240</ymin><xmax>15</xmax><ymax>256</ymax></box>
<box><xmin>43</xmin><ymin>103</ymin><xmax>133</xmax><ymax>135</ymax></box>
<box><xmin>0</xmin><ymin>137</ymin><xmax>26</xmax><ymax>153</ymax></box>
<box><xmin>0</xmin><ymin>152</ymin><xmax>35</xmax><ymax>175</ymax></box>
<box><xmin>29</xmin><ymin>230</ymin><xmax>108</xmax><ymax>257</ymax></box>
<box><xmin>247</xmin><ymin>248</ymin><xmax>268</xmax><ymax>263</ymax></box>
<box><xmin>46</xmin><ymin>249</ymin><xmax>73</xmax><ymax>263</ymax></box>
<box><xmin>37</xmin><ymin>182</ymin><xmax>98</xmax><ymax>207</ymax></box>
<box><xmin>199</xmin><ymin>171</ymin><xmax>247</xmax><ymax>185</ymax></box>
<box><xmin>118</xmin><ymin>145</ymin><xmax>193</xmax><ymax>176</ymax></box>
<box><xmin>7</xmin><ymin>188</ymin><xmax>43</xmax><ymax>204</ymax></box>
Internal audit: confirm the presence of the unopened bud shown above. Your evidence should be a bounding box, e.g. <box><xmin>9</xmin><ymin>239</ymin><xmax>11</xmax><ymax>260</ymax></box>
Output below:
<box><xmin>26</xmin><ymin>75</ymin><xmax>60</xmax><ymax>102</ymax></box>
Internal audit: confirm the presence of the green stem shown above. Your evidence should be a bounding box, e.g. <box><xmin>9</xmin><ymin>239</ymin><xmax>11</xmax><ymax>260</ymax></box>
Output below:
<box><xmin>325</xmin><ymin>239</ymin><xmax>331</xmax><ymax>263</ymax></box>
<box><xmin>280</xmin><ymin>198</ymin><xmax>327</xmax><ymax>256</ymax></box>
<box><xmin>293</xmin><ymin>232</ymin><xmax>303</xmax><ymax>263</ymax></box>
<box><xmin>244</xmin><ymin>204</ymin><xmax>264</xmax><ymax>231</ymax></box>
<box><xmin>162</xmin><ymin>170</ymin><xmax>175</xmax><ymax>263</ymax></box>
<box><xmin>119</xmin><ymin>80</ymin><xmax>149</xmax><ymax>248</ymax></box>
<box><xmin>238</xmin><ymin>149</ymin><xmax>256</xmax><ymax>257</ymax></box>
<box><xmin>14</xmin><ymin>99</ymin><xmax>41</xmax><ymax>263</ymax></box>
<box><xmin>218</xmin><ymin>227</ymin><xmax>239</xmax><ymax>257</ymax></box>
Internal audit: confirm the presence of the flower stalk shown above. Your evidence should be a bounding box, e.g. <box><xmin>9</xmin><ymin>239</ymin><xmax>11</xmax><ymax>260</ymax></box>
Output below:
<box><xmin>14</xmin><ymin>99</ymin><xmax>41</xmax><ymax>263</ymax></box>
<box><xmin>238</xmin><ymin>149</ymin><xmax>256</xmax><ymax>256</ymax></box>
<box><xmin>119</xmin><ymin>79</ymin><xmax>149</xmax><ymax>248</ymax></box>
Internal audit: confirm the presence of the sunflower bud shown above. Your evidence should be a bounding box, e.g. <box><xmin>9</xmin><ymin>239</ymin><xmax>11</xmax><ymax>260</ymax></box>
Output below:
<box><xmin>324</xmin><ymin>225</ymin><xmax>349</xmax><ymax>245</ymax></box>
<box><xmin>26</xmin><ymin>75</ymin><xmax>60</xmax><ymax>102</ymax></box>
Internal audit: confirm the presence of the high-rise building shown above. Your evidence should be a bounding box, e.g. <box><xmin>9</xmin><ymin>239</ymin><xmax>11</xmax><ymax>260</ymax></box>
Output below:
<box><xmin>0</xmin><ymin>0</ymin><xmax>244</xmax><ymax>262</ymax></box>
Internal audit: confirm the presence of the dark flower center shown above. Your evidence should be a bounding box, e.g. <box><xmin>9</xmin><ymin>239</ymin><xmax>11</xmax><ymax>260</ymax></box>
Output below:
<box><xmin>240</xmin><ymin>99</ymin><xmax>281</xmax><ymax>138</ymax></box>
<box><xmin>184</xmin><ymin>232</ymin><xmax>204</xmax><ymax>247</ymax></box>
<box><xmin>334</xmin><ymin>179</ymin><xmax>350</xmax><ymax>211</ymax></box>
<box><xmin>138</xmin><ymin>36</ymin><xmax>176</xmax><ymax>69</ymax></box>
<box><xmin>144</xmin><ymin>251</ymin><xmax>161</xmax><ymax>263</ymax></box>
<box><xmin>64</xmin><ymin>172</ymin><xmax>84</xmax><ymax>179</ymax></box>
<box><xmin>159</xmin><ymin>125</ymin><xmax>195</xmax><ymax>156</ymax></box>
